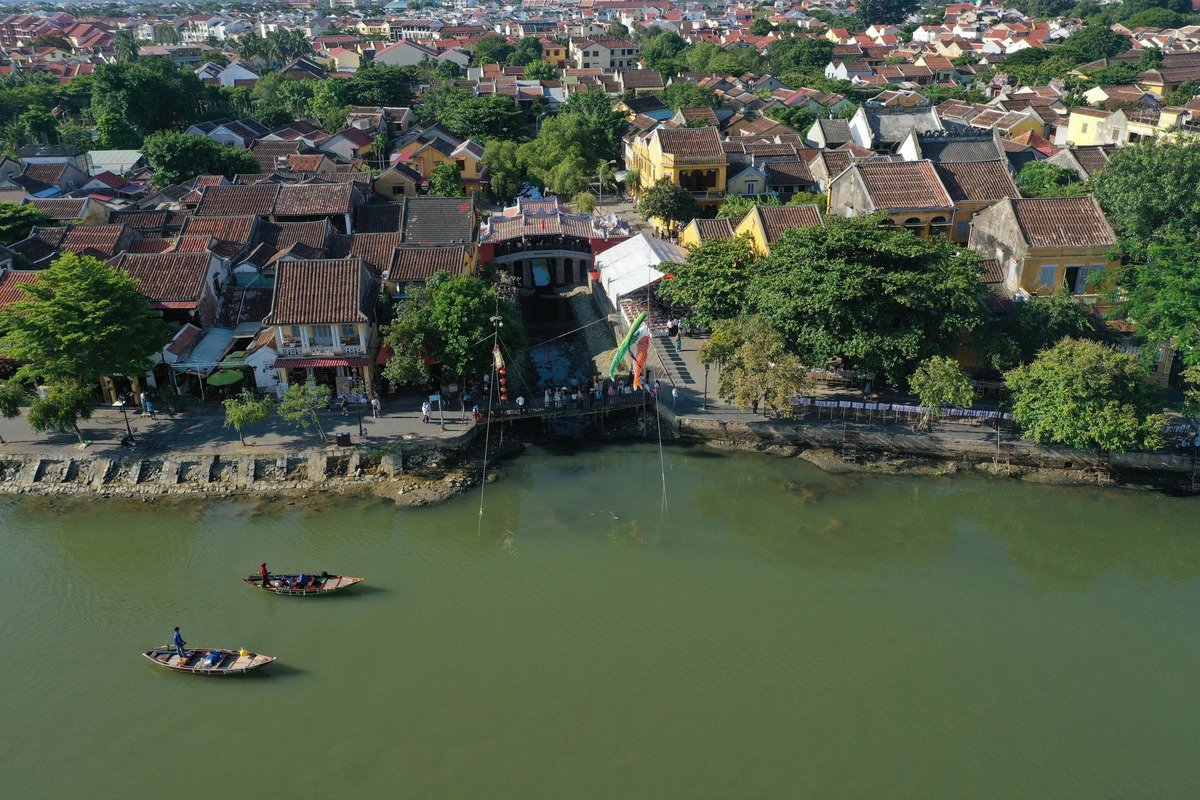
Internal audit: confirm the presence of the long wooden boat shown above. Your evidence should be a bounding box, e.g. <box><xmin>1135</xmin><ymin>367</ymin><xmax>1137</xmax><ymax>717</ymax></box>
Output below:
<box><xmin>243</xmin><ymin>573</ymin><xmax>364</xmax><ymax>595</ymax></box>
<box><xmin>143</xmin><ymin>647</ymin><xmax>275</xmax><ymax>675</ymax></box>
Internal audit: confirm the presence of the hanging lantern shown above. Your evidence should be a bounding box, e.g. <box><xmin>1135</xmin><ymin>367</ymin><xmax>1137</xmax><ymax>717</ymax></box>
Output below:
<box><xmin>499</xmin><ymin>378</ymin><xmax>506</xmax><ymax>386</ymax></box>
<box><xmin>498</xmin><ymin>368</ymin><xmax>506</xmax><ymax>376</ymax></box>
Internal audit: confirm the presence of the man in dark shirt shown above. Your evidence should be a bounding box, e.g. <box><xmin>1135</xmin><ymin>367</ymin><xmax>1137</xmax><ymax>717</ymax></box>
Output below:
<box><xmin>173</xmin><ymin>627</ymin><xmax>186</xmax><ymax>658</ymax></box>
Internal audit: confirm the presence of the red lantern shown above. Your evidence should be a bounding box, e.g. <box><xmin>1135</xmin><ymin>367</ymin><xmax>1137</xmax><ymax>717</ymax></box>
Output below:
<box><xmin>499</xmin><ymin>378</ymin><xmax>506</xmax><ymax>386</ymax></box>
<box><xmin>498</xmin><ymin>368</ymin><xmax>506</xmax><ymax>376</ymax></box>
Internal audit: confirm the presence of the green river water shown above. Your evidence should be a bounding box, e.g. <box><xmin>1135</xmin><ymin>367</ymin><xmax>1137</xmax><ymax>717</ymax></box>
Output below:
<box><xmin>2</xmin><ymin>444</ymin><xmax>1199</xmax><ymax>798</ymax></box>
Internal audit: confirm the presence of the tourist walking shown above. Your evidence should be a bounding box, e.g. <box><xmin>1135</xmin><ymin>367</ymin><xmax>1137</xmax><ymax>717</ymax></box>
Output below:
<box><xmin>421</xmin><ymin>401</ymin><xmax>431</xmax><ymax>423</ymax></box>
<box><xmin>516</xmin><ymin>395</ymin><xmax>526</xmax><ymax>414</ymax></box>
<box><xmin>371</xmin><ymin>396</ymin><xmax>381</xmax><ymax>418</ymax></box>
<box><xmin>672</xmin><ymin>386</ymin><xmax>679</xmax><ymax>409</ymax></box>
<box><xmin>340</xmin><ymin>396</ymin><xmax>349</xmax><ymax>416</ymax></box>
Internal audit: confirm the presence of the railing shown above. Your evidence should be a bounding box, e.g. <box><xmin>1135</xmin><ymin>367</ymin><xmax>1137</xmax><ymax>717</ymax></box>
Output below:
<box><xmin>279</xmin><ymin>345</ymin><xmax>363</xmax><ymax>357</ymax></box>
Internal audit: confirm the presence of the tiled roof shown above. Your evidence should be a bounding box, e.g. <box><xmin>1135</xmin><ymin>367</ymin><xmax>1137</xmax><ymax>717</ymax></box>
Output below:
<box><xmin>266</xmin><ymin>259</ymin><xmax>368</xmax><ymax>326</ymax></box>
<box><xmin>21</xmin><ymin>162</ymin><xmax>68</xmax><ymax>184</ymax></box>
<box><xmin>165</xmin><ymin>323</ymin><xmax>204</xmax><ymax>357</ymax></box>
<box><xmin>485</xmin><ymin>211</ymin><xmax>595</xmax><ymax>242</ymax></box>
<box><xmin>756</xmin><ymin>204</ymin><xmax>823</xmax><ymax>243</ymax></box>
<box><xmin>813</xmin><ymin>118</ymin><xmax>852</xmax><ymax>146</ymax></box>
<box><xmin>619</xmin><ymin>69</ymin><xmax>664</xmax><ymax>89</ymax></box>
<box><xmin>654</xmin><ymin>127</ymin><xmax>724</xmax><ymax>159</ymax></box>
<box><xmin>50</xmin><ymin>224</ymin><xmax>132</xmax><ymax>257</ymax></box>
<box><xmin>979</xmin><ymin>258</ymin><xmax>1003</xmax><ymax>285</ymax></box>
<box><xmin>1071</xmin><ymin>145</ymin><xmax>1116</xmax><ymax>176</ymax></box>
<box><xmin>27</xmin><ymin>197</ymin><xmax>87</xmax><ymax>220</ymax></box>
<box><xmin>329</xmin><ymin>232</ymin><xmax>405</xmax><ymax>273</ymax></box>
<box><xmin>918</xmin><ymin>137</ymin><xmax>1003</xmax><ymax>163</ymax></box>
<box><xmin>356</xmin><ymin>201</ymin><xmax>404</xmax><ymax>233</ymax></box>
<box><xmin>127</xmin><ymin>238</ymin><xmax>176</xmax><ymax>254</ymax></box>
<box><xmin>256</xmin><ymin>220</ymin><xmax>333</xmax><ymax>251</ymax></box>
<box><xmin>180</xmin><ymin>215</ymin><xmax>257</xmax><ymax>244</ymax></box>
<box><xmin>0</xmin><ymin>269</ymin><xmax>40</xmax><ymax>313</ymax></box>
<box><xmin>274</xmin><ymin>183</ymin><xmax>357</xmax><ymax>217</ymax></box>
<box><xmin>764</xmin><ymin>161</ymin><xmax>814</xmax><ymax>185</ymax></box>
<box><xmin>109</xmin><ymin>210</ymin><xmax>169</xmax><ymax>235</ymax></box>
<box><xmin>401</xmin><ymin>196</ymin><xmax>474</xmax><ymax>244</ymax></box>
<box><xmin>111</xmin><ymin>252</ymin><xmax>211</xmax><ymax>306</ymax></box>
<box><xmin>692</xmin><ymin>218</ymin><xmax>737</xmax><ymax>240</ymax></box>
<box><xmin>389</xmin><ymin>245</ymin><xmax>469</xmax><ymax>282</ymax></box>
<box><xmin>194</xmin><ymin>184</ymin><xmax>280</xmax><ymax>217</ymax></box>
<box><xmin>934</xmin><ymin>161</ymin><xmax>1019</xmax><ymax>202</ymax></box>
<box><xmin>1009</xmin><ymin>196</ymin><xmax>1116</xmax><ymax>249</ymax></box>
<box><xmin>853</xmin><ymin>160</ymin><xmax>954</xmax><ymax>211</ymax></box>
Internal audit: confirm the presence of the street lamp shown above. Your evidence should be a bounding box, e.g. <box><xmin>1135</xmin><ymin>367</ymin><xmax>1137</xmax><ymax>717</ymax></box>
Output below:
<box><xmin>113</xmin><ymin>399</ymin><xmax>133</xmax><ymax>438</ymax></box>
<box><xmin>703</xmin><ymin>363</ymin><xmax>709</xmax><ymax>411</ymax></box>
<box><xmin>353</xmin><ymin>376</ymin><xmax>365</xmax><ymax>439</ymax></box>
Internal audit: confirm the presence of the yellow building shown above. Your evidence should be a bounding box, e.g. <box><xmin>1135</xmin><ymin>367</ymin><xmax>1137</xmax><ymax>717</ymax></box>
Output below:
<box><xmin>624</xmin><ymin>126</ymin><xmax>727</xmax><ymax>223</ymax></box>
<box><xmin>678</xmin><ymin>217</ymin><xmax>738</xmax><ymax>248</ymax></box>
<box><xmin>734</xmin><ymin>204</ymin><xmax>824</xmax><ymax>255</ymax></box>
<box><xmin>356</xmin><ymin>19</ymin><xmax>390</xmax><ymax>39</ymax></box>
<box><xmin>1064</xmin><ymin>107</ymin><xmax>1113</xmax><ymax>146</ymax></box>
<box><xmin>539</xmin><ymin>39</ymin><xmax>567</xmax><ymax>68</ymax></box>
<box><xmin>395</xmin><ymin>134</ymin><xmax>488</xmax><ymax>194</ymax></box>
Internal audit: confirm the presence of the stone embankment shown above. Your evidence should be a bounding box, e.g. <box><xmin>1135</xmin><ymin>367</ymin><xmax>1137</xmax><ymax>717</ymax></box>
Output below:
<box><xmin>0</xmin><ymin>427</ymin><xmax>495</xmax><ymax>505</ymax></box>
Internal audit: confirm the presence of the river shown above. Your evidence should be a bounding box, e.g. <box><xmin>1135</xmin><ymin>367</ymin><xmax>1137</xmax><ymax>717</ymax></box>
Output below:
<box><xmin>3</xmin><ymin>444</ymin><xmax>1199</xmax><ymax>798</ymax></box>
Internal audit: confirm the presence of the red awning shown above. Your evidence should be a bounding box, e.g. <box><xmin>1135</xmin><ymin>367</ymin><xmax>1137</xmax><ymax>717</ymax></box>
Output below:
<box><xmin>273</xmin><ymin>357</ymin><xmax>370</xmax><ymax>368</ymax></box>
<box><xmin>151</xmin><ymin>300</ymin><xmax>198</xmax><ymax>310</ymax></box>
<box><xmin>375</xmin><ymin>345</ymin><xmax>394</xmax><ymax>365</ymax></box>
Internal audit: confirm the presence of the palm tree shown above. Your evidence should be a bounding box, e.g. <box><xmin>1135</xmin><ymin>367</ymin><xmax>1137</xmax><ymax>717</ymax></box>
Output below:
<box><xmin>114</xmin><ymin>31</ymin><xmax>138</xmax><ymax>63</ymax></box>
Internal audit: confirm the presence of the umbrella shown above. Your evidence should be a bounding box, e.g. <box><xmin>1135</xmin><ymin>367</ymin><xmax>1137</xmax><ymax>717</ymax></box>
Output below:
<box><xmin>205</xmin><ymin>369</ymin><xmax>244</xmax><ymax>386</ymax></box>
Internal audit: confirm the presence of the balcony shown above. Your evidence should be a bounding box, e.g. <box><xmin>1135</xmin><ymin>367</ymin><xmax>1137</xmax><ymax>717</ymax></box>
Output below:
<box><xmin>279</xmin><ymin>345</ymin><xmax>364</xmax><ymax>357</ymax></box>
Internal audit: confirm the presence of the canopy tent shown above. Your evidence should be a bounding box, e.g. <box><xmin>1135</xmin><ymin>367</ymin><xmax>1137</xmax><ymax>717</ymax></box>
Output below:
<box><xmin>170</xmin><ymin>326</ymin><xmax>236</xmax><ymax>377</ymax></box>
<box><xmin>594</xmin><ymin>234</ymin><xmax>686</xmax><ymax>310</ymax></box>
<box><xmin>205</xmin><ymin>369</ymin><xmax>243</xmax><ymax>386</ymax></box>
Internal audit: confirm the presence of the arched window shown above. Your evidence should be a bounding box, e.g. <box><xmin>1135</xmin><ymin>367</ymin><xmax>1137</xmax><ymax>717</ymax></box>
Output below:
<box><xmin>904</xmin><ymin>217</ymin><xmax>925</xmax><ymax>235</ymax></box>
<box><xmin>929</xmin><ymin>216</ymin><xmax>949</xmax><ymax>237</ymax></box>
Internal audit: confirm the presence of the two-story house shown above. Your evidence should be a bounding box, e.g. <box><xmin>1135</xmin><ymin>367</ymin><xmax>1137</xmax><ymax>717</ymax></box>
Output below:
<box><xmin>570</xmin><ymin>37</ymin><xmax>639</xmax><ymax>71</ymax></box>
<box><xmin>828</xmin><ymin>160</ymin><xmax>957</xmax><ymax>238</ymax></box>
<box><xmin>264</xmin><ymin>258</ymin><xmax>378</xmax><ymax>397</ymax></box>
<box><xmin>625</xmin><ymin>126</ymin><xmax>727</xmax><ymax>220</ymax></box>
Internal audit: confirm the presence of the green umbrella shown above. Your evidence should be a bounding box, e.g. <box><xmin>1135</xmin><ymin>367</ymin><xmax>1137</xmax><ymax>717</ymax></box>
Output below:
<box><xmin>206</xmin><ymin>369</ymin><xmax>244</xmax><ymax>386</ymax></box>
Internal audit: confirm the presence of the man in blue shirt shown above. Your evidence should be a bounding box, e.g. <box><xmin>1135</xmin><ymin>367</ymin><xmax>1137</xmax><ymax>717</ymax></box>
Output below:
<box><xmin>173</xmin><ymin>627</ymin><xmax>186</xmax><ymax>658</ymax></box>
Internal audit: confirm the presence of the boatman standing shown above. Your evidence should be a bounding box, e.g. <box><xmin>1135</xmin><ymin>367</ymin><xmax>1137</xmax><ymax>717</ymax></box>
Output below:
<box><xmin>173</xmin><ymin>627</ymin><xmax>186</xmax><ymax>657</ymax></box>
<box><xmin>259</xmin><ymin>562</ymin><xmax>270</xmax><ymax>589</ymax></box>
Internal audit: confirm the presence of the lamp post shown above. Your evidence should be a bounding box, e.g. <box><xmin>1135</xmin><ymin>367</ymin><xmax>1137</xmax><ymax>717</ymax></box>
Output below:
<box><xmin>353</xmin><ymin>376</ymin><xmax>365</xmax><ymax>439</ymax></box>
<box><xmin>703</xmin><ymin>363</ymin><xmax>709</xmax><ymax>411</ymax></box>
<box><xmin>113</xmin><ymin>399</ymin><xmax>132</xmax><ymax>438</ymax></box>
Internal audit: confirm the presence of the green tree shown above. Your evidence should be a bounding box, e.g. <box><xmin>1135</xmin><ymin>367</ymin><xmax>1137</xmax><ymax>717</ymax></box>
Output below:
<box><xmin>658</xmin><ymin>82</ymin><xmax>719</xmax><ymax>110</ymax></box>
<box><xmin>383</xmin><ymin>272</ymin><xmax>526</xmax><ymax>385</ymax></box>
<box><xmin>750</xmin><ymin>215</ymin><xmax>984</xmax><ymax>386</ymax></box>
<box><xmin>1018</xmin><ymin>161</ymin><xmax>1085</xmax><ymax>198</ymax></box>
<box><xmin>13</xmin><ymin>106</ymin><xmax>58</xmax><ymax>145</ymax></box>
<box><xmin>977</xmin><ymin>289</ymin><xmax>1111</xmax><ymax>375</ymax></box>
<box><xmin>572</xmin><ymin>190</ymin><xmax>596</xmax><ymax>214</ymax></box>
<box><xmin>435</xmin><ymin>60</ymin><xmax>463</xmax><ymax>80</ymax></box>
<box><xmin>155</xmin><ymin>23</ymin><xmax>180</xmax><ymax>45</ymax></box>
<box><xmin>223</xmin><ymin>389</ymin><xmax>272</xmax><ymax>445</ymax></box>
<box><xmin>0</xmin><ymin>253</ymin><xmax>173</xmax><ymax>388</ymax></box>
<box><xmin>91</xmin><ymin>58</ymin><xmax>206</xmax><ymax>140</ymax></box>
<box><xmin>638</xmin><ymin>179</ymin><xmax>699</xmax><ymax>234</ymax></box>
<box><xmin>0</xmin><ymin>202</ymin><xmax>52</xmax><ymax>245</ymax></box>
<box><xmin>1093</xmin><ymin>138</ymin><xmax>1200</xmax><ymax>252</ymax></box>
<box><xmin>506</xmin><ymin>37</ymin><xmax>543</xmax><ymax>67</ymax></box>
<box><xmin>96</xmin><ymin>113</ymin><xmax>141</xmax><ymax>149</ymax></box>
<box><xmin>26</xmin><ymin>381</ymin><xmax>94</xmax><ymax>444</ymax></box>
<box><xmin>113</xmin><ymin>31</ymin><xmax>139</xmax><ymax>63</ymax></box>
<box><xmin>0</xmin><ymin>382</ymin><xmax>22</xmax><ymax>444</ymax></box>
<box><xmin>1138</xmin><ymin>46</ymin><xmax>1165</xmax><ymax>72</ymax></box>
<box><xmin>277</xmin><ymin>382</ymin><xmax>328</xmax><ymax>443</ymax></box>
<box><xmin>640</xmin><ymin>30</ymin><xmax>686</xmax><ymax>71</ymax></box>
<box><xmin>425</xmin><ymin>86</ymin><xmax>525</xmax><ymax>140</ymax></box>
<box><xmin>1166</xmin><ymin>78</ymin><xmax>1199</xmax><ymax>106</ymax></box>
<box><xmin>429</xmin><ymin>162</ymin><xmax>465</xmax><ymax>196</ymax></box>
<box><xmin>658</xmin><ymin>235</ymin><xmax>761</xmax><ymax>326</ymax></box>
<box><xmin>1060</xmin><ymin>25</ymin><xmax>1130</xmax><ymax>64</ymax></box>
<box><xmin>308</xmin><ymin>81</ymin><xmax>350</xmax><ymax>133</ymax></box>
<box><xmin>607</xmin><ymin>22</ymin><xmax>629</xmax><ymax>38</ymax></box>
<box><xmin>908</xmin><ymin>356</ymin><xmax>976</xmax><ymax>430</ymax></box>
<box><xmin>766</xmin><ymin>37</ymin><xmax>833</xmax><ymax>74</ymax></box>
<box><xmin>141</xmin><ymin>131</ymin><xmax>259</xmax><ymax>185</ymax></box>
<box><xmin>523</xmin><ymin>59</ymin><xmax>556</xmax><ymax>81</ymax></box>
<box><xmin>715</xmin><ymin>194</ymin><xmax>779</xmax><ymax>219</ymax></box>
<box><xmin>748</xmin><ymin>18</ymin><xmax>774</xmax><ymax>36</ymax></box>
<box><xmin>483</xmin><ymin>139</ymin><xmax>526</xmax><ymax>199</ymax></box>
<box><xmin>698</xmin><ymin>316</ymin><xmax>812</xmax><ymax>415</ymax></box>
<box><xmin>473</xmin><ymin>34</ymin><xmax>515</xmax><ymax>66</ymax></box>
<box><xmin>1104</xmin><ymin>230</ymin><xmax>1200</xmax><ymax>367</ymax></box>
<box><xmin>857</xmin><ymin>0</ymin><xmax>920</xmax><ymax>24</ymax></box>
<box><xmin>1006</xmin><ymin>338</ymin><xmax>1165</xmax><ymax>456</ymax></box>
<box><xmin>342</xmin><ymin>64</ymin><xmax>418</xmax><ymax>108</ymax></box>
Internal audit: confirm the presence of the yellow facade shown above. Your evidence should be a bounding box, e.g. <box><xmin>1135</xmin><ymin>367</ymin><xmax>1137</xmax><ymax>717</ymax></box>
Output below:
<box><xmin>1065</xmin><ymin>109</ymin><xmax>1109</xmax><ymax>146</ymax></box>
<box><xmin>625</xmin><ymin>131</ymin><xmax>727</xmax><ymax>214</ymax></box>
<box><xmin>540</xmin><ymin>42</ymin><xmax>566</xmax><ymax>68</ymax></box>
<box><xmin>356</xmin><ymin>20</ymin><xmax>390</xmax><ymax>38</ymax></box>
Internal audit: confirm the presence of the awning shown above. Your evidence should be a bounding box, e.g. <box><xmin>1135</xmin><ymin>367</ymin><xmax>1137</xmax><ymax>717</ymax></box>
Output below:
<box><xmin>375</xmin><ymin>345</ymin><xmax>394</xmax><ymax>365</ymax></box>
<box><xmin>152</xmin><ymin>300</ymin><xmax>199</xmax><ymax>310</ymax></box>
<box><xmin>273</xmin><ymin>357</ymin><xmax>370</xmax><ymax>368</ymax></box>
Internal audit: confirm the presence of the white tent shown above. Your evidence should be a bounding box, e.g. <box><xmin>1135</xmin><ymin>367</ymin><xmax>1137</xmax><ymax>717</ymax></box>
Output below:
<box><xmin>594</xmin><ymin>234</ymin><xmax>686</xmax><ymax>310</ymax></box>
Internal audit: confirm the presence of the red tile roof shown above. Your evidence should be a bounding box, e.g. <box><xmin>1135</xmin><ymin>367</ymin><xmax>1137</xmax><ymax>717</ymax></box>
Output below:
<box><xmin>1008</xmin><ymin>196</ymin><xmax>1116</xmax><ymax>248</ymax></box>
<box><xmin>266</xmin><ymin>259</ymin><xmax>369</xmax><ymax>326</ymax></box>
<box><xmin>179</xmin><ymin>215</ymin><xmax>257</xmax><ymax>244</ymax></box>
<box><xmin>389</xmin><ymin>245</ymin><xmax>469</xmax><ymax>282</ymax></box>
<box><xmin>111</xmin><ymin>252</ymin><xmax>212</xmax><ymax>306</ymax></box>
<box><xmin>934</xmin><ymin>161</ymin><xmax>1019</xmax><ymax>203</ymax></box>
<box><xmin>27</xmin><ymin>197</ymin><xmax>88</xmax><ymax>220</ymax></box>
<box><xmin>755</xmin><ymin>204</ymin><xmax>824</xmax><ymax>243</ymax></box>
<box><xmin>0</xmin><ymin>269</ymin><xmax>40</xmax><ymax>313</ymax></box>
<box><xmin>274</xmin><ymin>183</ymin><xmax>357</xmax><ymax>217</ymax></box>
<box><xmin>194</xmin><ymin>184</ymin><xmax>280</xmax><ymax>217</ymax></box>
<box><xmin>852</xmin><ymin>160</ymin><xmax>954</xmax><ymax>211</ymax></box>
<box><xmin>654</xmin><ymin>126</ymin><xmax>724</xmax><ymax>159</ymax></box>
<box><xmin>330</xmin><ymin>232</ymin><xmax>405</xmax><ymax>274</ymax></box>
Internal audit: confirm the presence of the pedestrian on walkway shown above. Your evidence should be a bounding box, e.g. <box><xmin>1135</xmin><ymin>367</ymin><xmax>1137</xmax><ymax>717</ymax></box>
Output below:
<box><xmin>340</xmin><ymin>396</ymin><xmax>349</xmax><ymax>416</ymax></box>
<box><xmin>516</xmin><ymin>395</ymin><xmax>526</xmax><ymax>414</ymax></box>
<box><xmin>421</xmin><ymin>401</ymin><xmax>431</xmax><ymax>423</ymax></box>
<box><xmin>672</xmin><ymin>386</ymin><xmax>679</xmax><ymax>409</ymax></box>
<box><xmin>146</xmin><ymin>398</ymin><xmax>156</xmax><ymax>420</ymax></box>
<box><xmin>544</xmin><ymin>387</ymin><xmax>551</xmax><ymax>409</ymax></box>
<box><xmin>371</xmin><ymin>396</ymin><xmax>381</xmax><ymax>418</ymax></box>
<box><xmin>675</xmin><ymin>333</ymin><xmax>682</xmax><ymax>351</ymax></box>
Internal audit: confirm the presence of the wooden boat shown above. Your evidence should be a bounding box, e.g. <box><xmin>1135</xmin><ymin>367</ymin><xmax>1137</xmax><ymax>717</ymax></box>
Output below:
<box><xmin>143</xmin><ymin>647</ymin><xmax>275</xmax><ymax>675</ymax></box>
<box><xmin>243</xmin><ymin>573</ymin><xmax>364</xmax><ymax>595</ymax></box>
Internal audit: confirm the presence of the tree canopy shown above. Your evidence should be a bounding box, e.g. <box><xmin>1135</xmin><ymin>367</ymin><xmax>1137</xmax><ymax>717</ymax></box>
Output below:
<box><xmin>658</xmin><ymin>82</ymin><xmax>720</xmax><ymax>110</ymax></box>
<box><xmin>977</xmin><ymin>289</ymin><xmax>1111</xmax><ymax>375</ymax></box>
<box><xmin>697</xmin><ymin>316</ymin><xmax>812</xmax><ymax>414</ymax></box>
<box><xmin>383</xmin><ymin>272</ymin><xmax>526</xmax><ymax>385</ymax></box>
<box><xmin>857</xmin><ymin>0</ymin><xmax>920</xmax><ymax>24</ymax></box>
<box><xmin>1093</xmin><ymin>138</ymin><xmax>1200</xmax><ymax>251</ymax></box>
<box><xmin>658</xmin><ymin>235</ymin><xmax>760</xmax><ymax>326</ymax></box>
<box><xmin>423</xmin><ymin>86</ymin><xmax>526</xmax><ymax>141</ymax></box>
<box><xmin>0</xmin><ymin>252</ymin><xmax>173</xmax><ymax>388</ymax></box>
<box><xmin>909</xmin><ymin>356</ymin><xmax>976</xmax><ymax>428</ymax></box>
<box><xmin>0</xmin><ymin>202</ymin><xmax>52</xmax><ymax>246</ymax></box>
<box><xmin>90</xmin><ymin>58</ymin><xmax>208</xmax><ymax>145</ymax></box>
<box><xmin>429</xmin><ymin>162</ymin><xmax>465</xmax><ymax>197</ymax></box>
<box><xmin>638</xmin><ymin>180</ymin><xmax>699</xmax><ymax>232</ymax></box>
<box><xmin>1017</xmin><ymin>161</ymin><xmax>1085</xmax><ymax>198</ymax></box>
<box><xmin>141</xmin><ymin>131</ymin><xmax>259</xmax><ymax>186</ymax></box>
<box><xmin>749</xmin><ymin>215</ymin><xmax>984</xmax><ymax>385</ymax></box>
<box><xmin>1006</xmin><ymin>338</ymin><xmax>1165</xmax><ymax>455</ymax></box>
